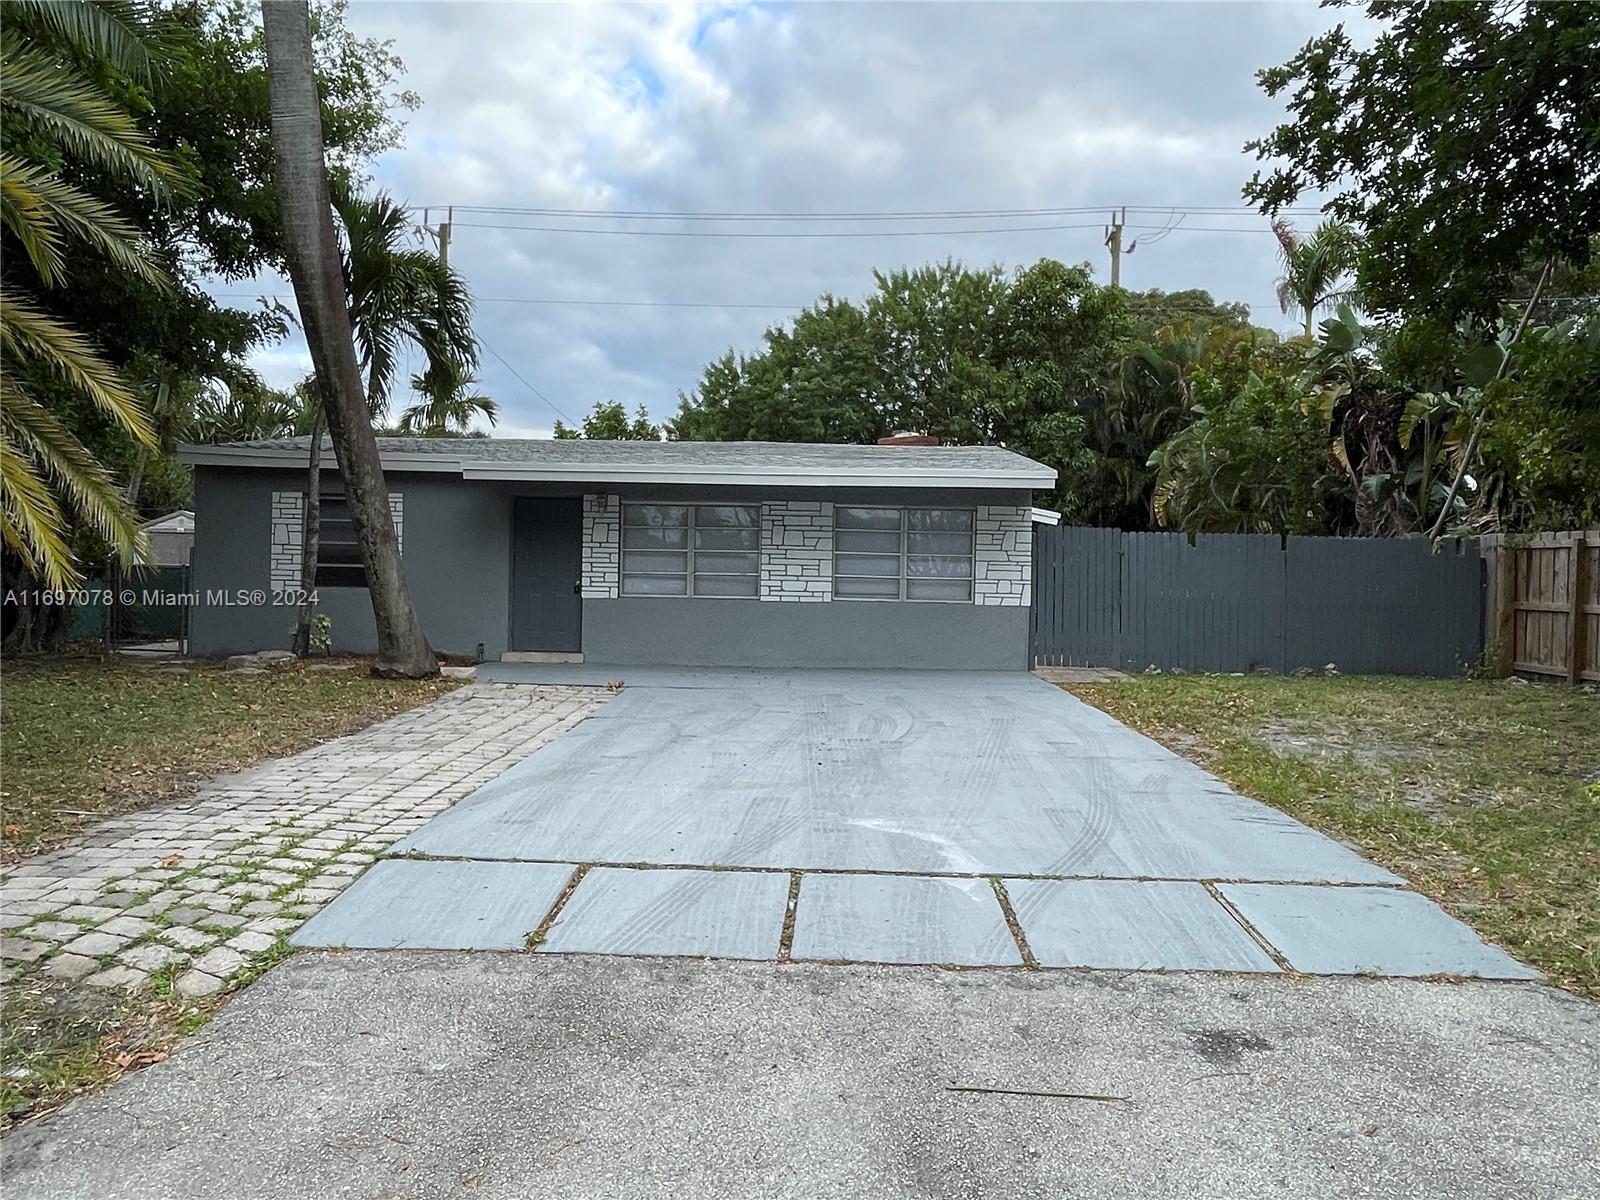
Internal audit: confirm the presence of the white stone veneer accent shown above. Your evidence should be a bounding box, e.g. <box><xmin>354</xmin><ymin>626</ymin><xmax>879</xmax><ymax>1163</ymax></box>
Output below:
<box><xmin>581</xmin><ymin>493</ymin><xmax>620</xmax><ymax>598</ymax></box>
<box><xmin>760</xmin><ymin>500</ymin><xmax>833</xmax><ymax>602</ymax></box>
<box><xmin>973</xmin><ymin>504</ymin><xmax>1031</xmax><ymax>606</ymax></box>
<box><xmin>269</xmin><ymin>490</ymin><xmax>402</xmax><ymax>592</ymax></box>
<box><xmin>269</xmin><ymin>491</ymin><xmax>303</xmax><ymax>592</ymax></box>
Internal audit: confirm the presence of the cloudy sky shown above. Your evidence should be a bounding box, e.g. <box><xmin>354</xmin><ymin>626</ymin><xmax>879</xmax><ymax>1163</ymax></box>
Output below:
<box><xmin>242</xmin><ymin>0</ymin><xmax>1356</xmax><ymax>437</ymax></box>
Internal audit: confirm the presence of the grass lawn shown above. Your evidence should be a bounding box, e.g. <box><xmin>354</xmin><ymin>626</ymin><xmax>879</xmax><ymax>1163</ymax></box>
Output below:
<box><xmin>1</xmin><ymin>656</ymin><xmax>462</xmax><ymax>860</ymax></box>
<box><xmin>1069</xmin><ymin>674</ymin><xmax>1600</xmax><ymax>997</ymax></box>
<box><xmin>0</xmin><ymin>654</ymin><xmax>462</xmax><ymax>1127</ymax></box>
<box><xmin>0</xmin><ymin>940</ymin><xmax>293</xmax><ymax>1129</ymax></box>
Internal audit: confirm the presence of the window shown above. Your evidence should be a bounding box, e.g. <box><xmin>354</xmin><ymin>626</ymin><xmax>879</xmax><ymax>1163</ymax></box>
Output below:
<box><xmin>621</xmin><ymin>504</ymin><xmax>759</xmax><ymax>597</ymax></box>
<box><xmin>314</xmin><ymin>495</ymin><xmax>366</xmax><ymax>588</ymax></box>
<box><xmin>834</xmin><ymin>507</ymin><xmax>973</xmax><ymax>601</ymax></box>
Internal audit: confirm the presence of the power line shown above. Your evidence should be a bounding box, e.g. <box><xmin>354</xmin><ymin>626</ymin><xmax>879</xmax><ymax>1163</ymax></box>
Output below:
<box><xmin>418</xmin><ymin>202</ymin><xmax>1326</xmax><ymax>221</ymax></box>
<box><xmin>453</xmin><ymin>219</ymin><xmax>1108</xmax><ymax>238</ymax></box>
<box><xmin>449</xmin><ymin>218</ymin><xmax>1280</xmax><ymax>239</ymax></box>
<box><xmin>482</xmin><ymin>296</ymin><xmax>803</xmax><ymax>310</ymax></box>
<box><xmin>477</xmin><ymin>335</ymin><xmax>574</xmax><ymax>425</ymax></box>
<box><xmin>214</xmin><ymin>291</ymin><xmax>1292</xmax><ymax>311</ymax></box>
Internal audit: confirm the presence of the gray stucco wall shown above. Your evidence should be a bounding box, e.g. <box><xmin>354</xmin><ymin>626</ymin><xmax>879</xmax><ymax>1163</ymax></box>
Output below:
<box><xmin>189</xmin><ymin>467</ymin><xmax>513</xmax><ymax>659</ymax></box>
<box><xmin>189</xmin><ymin>470</ymin><xmax>1034</xmax><ymax>669</ymax></box>
<box><xmin>582</xmin><ymin>597</ymin><xmax>1030</xmax><ymax>669</ymax></box>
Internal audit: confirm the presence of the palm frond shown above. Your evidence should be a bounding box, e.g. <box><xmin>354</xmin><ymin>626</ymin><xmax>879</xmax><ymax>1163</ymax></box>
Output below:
<box><xmin>333</xmin><ymin>186</ymin><xmax>480</xmax><ymax>413</ymax></box>
<box><xmin>6</xmin><ymin>0</ymin><xmax>157</xmax><ymax>82</ymax></box>
<box><xmin>0</xmin><ymin>38</ymin><xmax>175</xmax><ymax>192</ymax></box>
<box><xmin>1</xmin><ymin>155</ymin><xmax>169</xmax><ymax>289</ymax></box>
<box><xmin>1275</xmin><ymin>275</ymin><xmax>1297</xmax><ymax>317</ymax></box>
<box><xmin>1271</xmin><ymin>218</ymin><xmax>1361</xmax><ymax>326</ymax></box>
<box><xmin>400</xmin><ymin>354</ymin><xmax>496</xmax><ymax>435</ymax></box>
<box><xmin>3</xmin><ymin>379</ymin><xmax>146</xmax><ymax>568</ymax></box>
<box><xmin>0</xmin><ymin>417</ymin><xmax>77</xmax><ymax>589</ymax></box>
<box><xmin>1</xmin><ymin>289</ymin><xmax>155</xmax><ymax>444</ymax></box>
<box><xmin>0</xmin><ymin>165</ymin><xmax>68</xmax><ymax>284</ymax></box>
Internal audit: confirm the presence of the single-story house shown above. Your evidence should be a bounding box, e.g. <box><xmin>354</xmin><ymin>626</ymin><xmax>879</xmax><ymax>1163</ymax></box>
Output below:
<box><xmin>177</xmin><ymin>437</ymin><xmax>1056</xmax><ymax>669</ymax></box>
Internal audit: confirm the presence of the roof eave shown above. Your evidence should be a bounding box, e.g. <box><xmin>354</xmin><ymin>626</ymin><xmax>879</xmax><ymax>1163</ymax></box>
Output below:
<box><xmin>176</xmin><ymin>444</ymin><xmax>1057</xmax><ymax>490</ymax></box>
<box><xmin>178</xmin><ymin>445</ymin><xmax>463</xmax><ymax>472</ymax></box>
<box><xmin>458</xmin><ymin>462</ymin><xmax>1055</xmax><ymax>489</ymax></box>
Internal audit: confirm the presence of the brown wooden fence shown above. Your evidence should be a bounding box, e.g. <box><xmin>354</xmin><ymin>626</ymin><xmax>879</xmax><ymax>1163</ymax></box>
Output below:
<box><xmin>1481</xmin><ymin>531</ymin><xmax>1600</xmax><ymax>682</ymax></box>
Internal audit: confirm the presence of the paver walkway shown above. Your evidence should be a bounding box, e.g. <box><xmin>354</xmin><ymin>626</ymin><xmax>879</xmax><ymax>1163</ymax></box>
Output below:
<box><xmin>0</xmin><ymin>684</ymin><xmax>604</xmax><ymax>996</ymax></box>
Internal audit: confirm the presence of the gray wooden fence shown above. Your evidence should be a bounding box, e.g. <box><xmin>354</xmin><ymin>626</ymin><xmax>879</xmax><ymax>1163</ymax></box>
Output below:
<box><xmin>1030</xmin><ymin>527</ymin><xmax>1484</xmax><ymax>676</ymax></box>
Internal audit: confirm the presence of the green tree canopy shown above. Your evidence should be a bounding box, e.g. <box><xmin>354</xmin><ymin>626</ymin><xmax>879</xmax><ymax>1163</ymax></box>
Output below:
<box><xmin>554</xmin><ymin>401</ymin><xmax>661</xmax><ymax>441</ymax></box>
<box><xmin>670</xmin><ymin>259</ymin><xmax>1127</xmax><ymax>517</ymax></box>
<box><xmin>1244</xmin><ymin>0</ymin><xmax>1600</xmax><ymax>325</ymax></box>
<box><xmin>1121</xmin><ymin>288</ymin><xmax>1253</xmax><ymax>338</ymax></box>
<box><xmin>1148</xmin><ymin>342</ymin><xmax>1331</xmax><ymax>536</ymax></box>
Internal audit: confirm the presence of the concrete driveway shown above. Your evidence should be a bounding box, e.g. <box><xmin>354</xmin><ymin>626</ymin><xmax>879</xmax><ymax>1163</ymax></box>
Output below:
<box><xmin>293</xmin><ymin>667</ymin><xmax>1532</xmax><ymax>980</ymax></box>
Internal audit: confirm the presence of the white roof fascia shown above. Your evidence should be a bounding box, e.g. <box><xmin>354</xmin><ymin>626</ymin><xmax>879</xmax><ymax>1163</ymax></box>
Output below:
<box><xmin>177</xmin><ymin>445</ymin><xmax>1057</xmax><ymax>489</ymax></box>
<box><xmin>178</xmin><ymin>446</ymin><xmax>462</xmax><ymax>472</ymax></box>
<box><xmin>458</xmin><ymin>462</ymin><xmax>1056</xmax><ymax>489</ymax></box>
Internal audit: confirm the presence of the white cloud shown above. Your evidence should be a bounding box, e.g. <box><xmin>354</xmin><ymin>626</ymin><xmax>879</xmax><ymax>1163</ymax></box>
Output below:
<box><xmin>244</xmin><ymin>0</ymin><xmax>1349</xmax><ymax>432</ymax></box>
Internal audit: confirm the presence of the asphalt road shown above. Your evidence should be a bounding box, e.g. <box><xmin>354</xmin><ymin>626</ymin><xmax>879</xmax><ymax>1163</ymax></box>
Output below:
<box><xmin>4</xmin><ymin>951</ymin><xmax>1596</xmax><ymax>1199</ymax></box>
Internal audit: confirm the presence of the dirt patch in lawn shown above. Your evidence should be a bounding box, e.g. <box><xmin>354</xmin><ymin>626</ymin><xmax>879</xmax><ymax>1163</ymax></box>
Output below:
<box><xmin>0</xmin><ymin>655</ymin><xmax>462</xmax><ymax>860</ymax></box>
<box><xmin>1257</xmin><ymin>719</ymin><xmax>1423</xmax><ymax>770</ymax></box>
<box><xmin>1253</xmin><ymin>719</ymin><xmax>1485</xmax><ymax>817</ymax></box>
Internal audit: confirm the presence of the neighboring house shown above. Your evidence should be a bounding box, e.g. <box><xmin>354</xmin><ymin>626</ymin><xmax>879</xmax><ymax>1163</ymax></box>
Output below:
<box><xmin>176</xmin><ymin>437</ymin><xmax>1055</xmax><ymax>669</ymax></box>
<box><xmin>140</xmin><ymin>509</ymin><xmax>195</xmax><ymax>567</ymax></box>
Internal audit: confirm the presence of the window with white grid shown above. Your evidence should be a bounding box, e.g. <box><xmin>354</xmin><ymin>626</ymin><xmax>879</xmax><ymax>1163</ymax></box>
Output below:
<box><xmin>833</xmin><ymin>507</ymin><xmax>974</xmax><ymax>601</ymax></box>
<box><xmin>621</xmin><ymin>503</ymin><xmax>760</xmax><ymax>597</ymax></box>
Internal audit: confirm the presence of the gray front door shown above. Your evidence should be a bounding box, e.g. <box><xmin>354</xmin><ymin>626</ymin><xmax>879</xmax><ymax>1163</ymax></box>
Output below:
<box><xmin>510</xmin><ymin>498</ymin><xmax>583</xmax><ymax>652</ymax></box>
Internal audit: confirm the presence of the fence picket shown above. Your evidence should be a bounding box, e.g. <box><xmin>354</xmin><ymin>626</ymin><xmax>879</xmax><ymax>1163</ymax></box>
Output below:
<box><xmin>1030</xmin><ymin>527</ymin><xmax>1487</xmax><ymax>677</ymax></box>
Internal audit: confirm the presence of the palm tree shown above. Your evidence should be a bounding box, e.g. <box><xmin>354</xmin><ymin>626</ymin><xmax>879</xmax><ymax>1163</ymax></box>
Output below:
<box><xmin>332</xmin><ymin>186</ymin><xmax>480</xmax><ymax>417</ymax></box>
<box><xmin>281</xmin><ymin>186</ymin><xmax>481</xmax><ymax>656</ymax></box>
<box><xmin>398</xmin><ymin>355</ymin><xmax>497</xmax><ymax>435</ymax></box>
<box><xmin>186</xmin><ymin>376</ymin><xmax>305</xmax><ymax>444</ymax></box>
<box><xmin>1</xmin><ymin>0</ymin><xmax>173</xmax><ymax>589</ymax></box>
<box><xmin>1273</xmin><ymin>219</ymin><xmax>1361</xmax><ymax>339</ymax></box>
<box><xmin>261</xmin><ymin>0</ymin><xmax>436</xmax><ymax>677</ymax></box>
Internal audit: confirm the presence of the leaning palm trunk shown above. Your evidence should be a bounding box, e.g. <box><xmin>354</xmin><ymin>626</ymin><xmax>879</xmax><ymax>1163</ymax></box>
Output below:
<box><xmin>291</xmin><ymin>405</ymin><xmax>322</xmax><ymax>657</ymax></box>
<box><xmin>261</xmin><ymin>0</ymin><xmax>435</xmax><ymax>677</ymax></box>
<box><xmin>1427</xmin><ymin>261</ymin><xmax>1553</xmax><ymax>541</ymax></box>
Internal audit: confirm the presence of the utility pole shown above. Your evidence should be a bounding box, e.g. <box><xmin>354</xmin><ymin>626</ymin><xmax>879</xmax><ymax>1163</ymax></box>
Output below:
<box><xmin>1104</xmin><ymin>207</ymin><xmax>1126</xmax><ymax>288</ymax></box>
<box><xmin>421</xmin><ymin>206</ymin><xmax>453</xmax><ymax>267</ymax></box>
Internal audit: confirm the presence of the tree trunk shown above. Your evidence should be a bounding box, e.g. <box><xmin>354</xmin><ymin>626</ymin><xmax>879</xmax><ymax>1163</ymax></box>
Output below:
<box><xmin>125</xmin><ymin>443</ymin><xmax>149</xmax><ymax>511</ymax></box>
<box><xmin>261</xmin><ymin>0</ymin><xmax>435</xmax><ymax>677</ymax></box>
<box><xmin>2</xmin><ymin>554</ymin><xmax>74</xmax><ymax>655</ymax></box>
<box><xmin>291</xmin><ymin>405</ymin><xmax>323</xmax><ymax>656</ymax></box>
<box><xmin>1427</xmin><ymin>260</ymin><xmax>1554</xmax><ymax>541</ymax></box>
